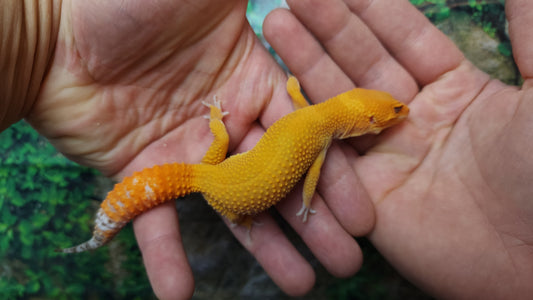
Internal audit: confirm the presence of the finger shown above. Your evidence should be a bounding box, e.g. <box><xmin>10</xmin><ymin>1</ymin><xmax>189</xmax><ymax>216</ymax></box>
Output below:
<box><xmin>264</xmin><ymin>8</ymin><xmax>356</xmax><ymax>102</ymax></box>
<box><xmin>134</xmin><ymin>202</ymin><xmax>194</xmax><ymax>300</ymax></box>
<box><xmin>317</xmin><ymin>142</ymin><xmax>375</xmax><ymax>236</ymax></box>
<box><xmin>276</xmin><ymin>182</ymin><xmax>364</xmax><ymax>278</ymax></box>
<box><xmin>280</xmin><ymin>0</ymin><xmax>417</xmax><ymax>100</ymax></box>
<box><xmin>342</xmin><ymin>0</ymin><xmax>464</xmax><ymax>85</ymax></box>
<box><xmin>506</xmin><ymin>0</ymin><xmax>533</xmax><ymax>82</ymax></box>
<box><xmin>226</xmin><ymin>213</ymin><xmax>316</xmax><ymax>297</ymax></box>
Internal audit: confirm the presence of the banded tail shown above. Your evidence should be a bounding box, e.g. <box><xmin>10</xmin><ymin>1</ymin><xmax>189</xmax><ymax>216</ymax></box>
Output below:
<box><xmin>58</xmin><ymin>163</ymin><xmax>198</xmax><ymax>253</ymax></box>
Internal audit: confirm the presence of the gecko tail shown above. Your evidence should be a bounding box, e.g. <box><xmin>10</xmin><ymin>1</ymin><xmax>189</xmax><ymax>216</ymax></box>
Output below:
<box><xmin>56</xmin><ymin>236</ymin><xmax>103</xmax><ymax>253</ymax></box>
<box><xmin>56</xmin><ymin>208</ymin><xmax>126</xmax><ymax>253</ymax></box>
<box><xmin>57</xmin><ymin>163</ymin><xmax>197</xmax><ymax>253</ymax></box>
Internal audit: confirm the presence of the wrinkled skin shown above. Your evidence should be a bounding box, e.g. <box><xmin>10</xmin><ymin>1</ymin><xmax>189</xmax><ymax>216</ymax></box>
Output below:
<box><xmin>24</xmin><ymin>0</ymin><xmax>533</xmax><ymax>299</ymax></box>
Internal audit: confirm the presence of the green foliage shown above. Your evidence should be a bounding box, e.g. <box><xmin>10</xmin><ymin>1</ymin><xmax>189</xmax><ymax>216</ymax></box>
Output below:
<box><xmin>467</xmin><ymin>1</ymin><xmax>506</xmax><ymax>38</ymax></box>
<box><xmin>0</xmin><ymin>121</ymin><xmax>154</xmax><ymax>299</ymax></box>
<box><xmin>411</xmin><ymin>1</ymin><xmax>512</xmax><ymax>64</ymax></box>
<box><xmin>460</xmin><ymin>1</ymin><xmax>513</xmax><ymax>61</ymax></box>
<box><xmin>411</xmin><ymin>0</ymin><xmax>506</xmax><ymax>32</ymax></box>
<box><xmin>410</xmin><ymin>0</ymin><xmax>450</xmax><ymax>21</ymax></box>
<box><xmin>498</xmin><ymin>41</ymin><xmax>512</xmax><ymax>57</ymax></box>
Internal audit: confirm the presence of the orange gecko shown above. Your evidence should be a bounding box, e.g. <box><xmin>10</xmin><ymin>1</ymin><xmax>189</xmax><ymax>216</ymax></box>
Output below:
<box><xmin>59</xmin><ymin>76</ymin><xmax>409</xmax><ymax>253</ymax></box>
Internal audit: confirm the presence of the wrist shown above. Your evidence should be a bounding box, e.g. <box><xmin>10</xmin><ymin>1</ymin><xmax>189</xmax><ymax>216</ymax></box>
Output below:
<box><xmin>0</xmin><ymin>0</ymin><xmax>62</xmax><ymax>131</ymax></box>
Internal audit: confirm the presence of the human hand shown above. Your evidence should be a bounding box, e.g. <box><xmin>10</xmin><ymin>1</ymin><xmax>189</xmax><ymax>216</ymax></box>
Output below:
<box><xmin>25</xmin><ymin>0</ymin><xmax>375</xmax><ymax>298</ymax></box>
<box><xmin>264</xmin><ymin>0</ymin><xmax>533</xmax><ymax>298</ymax></box>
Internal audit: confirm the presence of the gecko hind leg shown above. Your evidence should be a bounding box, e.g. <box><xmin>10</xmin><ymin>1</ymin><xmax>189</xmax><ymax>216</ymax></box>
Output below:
<box><xmin>201</xmin><ymin>95</ymin><xmax>230</xmax><ymax>165</ymax></box>
<box><xmin>201</xmin><ymin>95</ymin><xmax>229</xmax><ymax>120</ymax></box>
<box><xmin>226</xmin><ymin>213</ymin><xmax>259</xmax><ymax>244</ymax></box>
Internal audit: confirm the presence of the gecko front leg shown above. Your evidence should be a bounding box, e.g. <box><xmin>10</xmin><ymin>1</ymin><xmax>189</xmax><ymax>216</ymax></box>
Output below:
<box><xmin>297</xmin><ymin>142</ymin><xmax>331</xmax><ymax>222</ymax></box>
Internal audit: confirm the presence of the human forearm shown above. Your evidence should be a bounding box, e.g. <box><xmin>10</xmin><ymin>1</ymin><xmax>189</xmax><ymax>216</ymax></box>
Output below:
<box><xmin>0</xmin><ymin>0</ymin><xmax>61</xmax><ymax>131</ymax></box>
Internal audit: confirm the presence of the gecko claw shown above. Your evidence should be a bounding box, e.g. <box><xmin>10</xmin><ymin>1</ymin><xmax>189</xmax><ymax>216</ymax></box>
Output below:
<box><xmin>296</xmin><ymin>204</ymin><xmax>316</xmax><ymax>222</ymax></box>
<box><xmin>202</xmin><ymin>95</ymin><xmax>229</xmax><ymax>119</ymax></box>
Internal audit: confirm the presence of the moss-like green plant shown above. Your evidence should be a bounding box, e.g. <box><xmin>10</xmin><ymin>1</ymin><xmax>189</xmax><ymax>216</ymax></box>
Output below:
<box><xmin>410</xmin><ymin>0</ymin><xmax>450</xmax><ymax>21</ymax></box>
<box><xmin>0</xmin><ymin>121</ymin><xmax>153</xmax><ymax>299</ymax></box>
<box><xmin>411</xmin><ymin>1</ymin><xmax>511</xmax><ymax>59</ymax></box>
<box><xmin>468</xmin><ymin>1</ymin><xmax>506</xmax><ymax>37</ymax></box>
<box><xmin>411</xmin><ymin>0</ymin><xmax>506</xmax><ymax>29</ymax></box>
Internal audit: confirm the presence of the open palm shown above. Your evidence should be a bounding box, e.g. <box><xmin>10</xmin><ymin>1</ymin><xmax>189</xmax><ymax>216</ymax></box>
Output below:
<box><xmin>265</xmin><ymin>0</ymin><xmax>533</xmax><ymax>298</ymax></box>
<box><xmin>27</xmin><ymin>0</ymin><xmax>376</xmax><ymax>298</ymax></box>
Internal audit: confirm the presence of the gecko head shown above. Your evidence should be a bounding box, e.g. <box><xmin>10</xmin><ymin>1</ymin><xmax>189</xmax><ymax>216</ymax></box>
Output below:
<box><xmin>338</xmin><ymin>88</ymin><xmax>409</xmax><ymax>138</ymax></box>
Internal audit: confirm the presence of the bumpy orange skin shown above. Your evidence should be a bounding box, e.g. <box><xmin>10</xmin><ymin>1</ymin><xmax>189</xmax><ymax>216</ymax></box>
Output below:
<box><xmin>195</xmin><ymin>107</ymin><xmax>331</xmax><ymax>220</ymax></box>
<box><xmin>59</xmin><ymin>77</ymin><xmax>408</xmax><ymax>253</ymax></box>
<box><xmin>195</xmin><ymin>90</ymin><xmax>408</xmax><ymax>222</ymax></box>
<box><xmin>102</xmin><ymin>163</ymin><xmax>198</xmax><ymax>222</ymax></box>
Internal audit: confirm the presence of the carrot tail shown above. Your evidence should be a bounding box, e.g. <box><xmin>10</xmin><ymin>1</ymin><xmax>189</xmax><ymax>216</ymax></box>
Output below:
<box><xmin>58</xmin><ymin>163</ymin><xmax>197</xmax><ymax>253</ymax></box>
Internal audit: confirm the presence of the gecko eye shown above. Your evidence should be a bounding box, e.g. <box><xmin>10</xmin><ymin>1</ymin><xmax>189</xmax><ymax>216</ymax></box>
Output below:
<box><xmin>394</xmin><ymin>105</ymin><xmax>404</xmax><ymax>114</ymax></box>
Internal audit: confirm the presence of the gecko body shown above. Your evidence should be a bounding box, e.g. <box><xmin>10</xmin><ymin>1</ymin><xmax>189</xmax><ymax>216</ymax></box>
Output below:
<box><xmin>59</xmin><ymin>77</ymin><xmax>409</xmax><ymax>253</ymax></box>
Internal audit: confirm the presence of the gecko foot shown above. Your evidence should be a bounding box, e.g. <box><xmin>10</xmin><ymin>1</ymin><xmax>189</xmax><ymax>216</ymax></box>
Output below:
<box><xmin>202</xmin><ymin>95</ymin><xmax>229</xmax><ymax>120</ymax></box>
<box><xmin>296</xmin><ymin>204</ymin><xmax>316</xmax><ymax>223</ymax></box>
<box><xmin>228</xmin><ymin>215</ymin><xmax>260</xmax><ymax>245</ymax></box>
